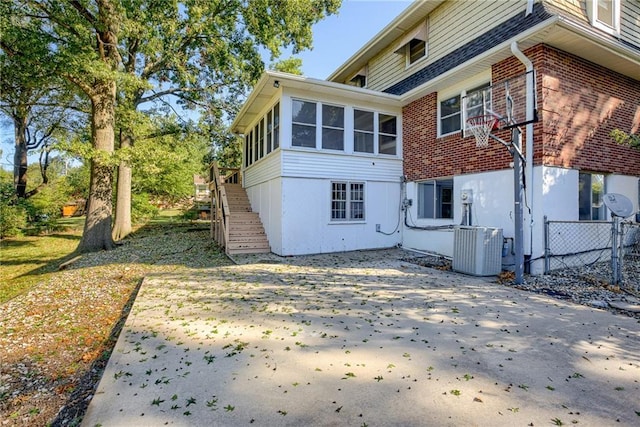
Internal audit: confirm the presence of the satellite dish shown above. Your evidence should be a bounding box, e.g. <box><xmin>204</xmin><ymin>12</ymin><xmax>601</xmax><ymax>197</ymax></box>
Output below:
<box><xmin>603</xmin><ymin>193</ymin><xmax>634</xmax><ymax>218</ymax></box>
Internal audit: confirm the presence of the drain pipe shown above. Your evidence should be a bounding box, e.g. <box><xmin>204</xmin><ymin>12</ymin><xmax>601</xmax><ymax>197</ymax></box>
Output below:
<box><xmin>510</xmin><ymin>41</ymin><xmax>535</xmax><ymax>272</ymax></box>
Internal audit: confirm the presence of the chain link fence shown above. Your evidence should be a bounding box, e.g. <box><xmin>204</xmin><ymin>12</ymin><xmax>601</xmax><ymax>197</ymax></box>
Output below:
<box><xmin>544</xmin><ymin>218</ymin><xmax>639</xmax><ymax>291</ymax></box>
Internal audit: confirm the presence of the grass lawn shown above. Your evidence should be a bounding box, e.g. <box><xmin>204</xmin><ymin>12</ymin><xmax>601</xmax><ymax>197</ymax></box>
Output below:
<box><xmin>0</xmin><ymin>210</ymin><xmax>193</xmax><ymax>303</ymax></box>
<box><xmin>0</xmin><ymin>230</ymin><xmax>82</xmax><ymax>303</ymax></box>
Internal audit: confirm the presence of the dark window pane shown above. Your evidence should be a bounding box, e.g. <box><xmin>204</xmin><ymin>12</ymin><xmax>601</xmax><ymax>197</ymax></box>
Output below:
<box><xmin>441</xmin><ymin>114</ymin><xmax>461</xmax><ymax>134</ymax></box>
<box><xmin>354</xmin><ymin>131</ymin><xmax>374</xmax><ymax>153</ymax></box>
<box><xmin>379</xmin><ymin>134</ymin><xmax>396</xmax><ymax>155</ymax></box>
<box><xmin>379</xmin><ymin>114</ymin><xmax>397</xmax><ymax>135</ymax></box>
<box><xmin>322</xmin><ymin>128</ymin><xmax>344</xmax><ymax>150</ymax></box>
<box><xmin>441</xmin><ymin>95</ymin><xmax>460</xmax><ymax>116</ymax></box>
<box><xmin>322</xmin><ymin>105</ymin><xmax>344</xmax><ymax>128</ymax></box>
<box><xmin>354</xmin><ymin>109</ymin><xmax>374</xmax><ymax>132</ymax></box>
<box><xmin>292</xmin><ymin>100</ymin><xmax>316</xmax><ymax>124</ymax></box>
<box><xmin>408</xmin><ymin>39</ymin><xmax>426</xmax><ymax>64</ymax></box>
<box><xmin>292</xmin><ymin>124</ymin><xmax>316</xmax><ymax>148</ymax></box>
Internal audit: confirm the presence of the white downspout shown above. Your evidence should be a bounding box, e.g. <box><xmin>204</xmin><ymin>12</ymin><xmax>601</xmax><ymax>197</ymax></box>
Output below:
<box><xmin>510</xmin><ymin>41</ymin><xmax>535</xmax><ymax>264</ymax></box>
<box><xmin>526</xmin><ymin>0</ymin><xmax>534</xmax><ymax>16</ymax></box>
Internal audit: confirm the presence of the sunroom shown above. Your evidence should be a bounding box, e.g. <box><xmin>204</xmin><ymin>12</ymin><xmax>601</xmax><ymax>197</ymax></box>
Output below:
<box><xmin>230</xmin><ymin>71</ymin><xmax>404</xmax><ymax>256</ymax></box>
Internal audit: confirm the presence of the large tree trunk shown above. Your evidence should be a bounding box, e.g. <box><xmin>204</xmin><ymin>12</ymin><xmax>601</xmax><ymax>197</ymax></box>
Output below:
<box><xmin>76</xmin><ymin>81</ymin><xmax>117</xmax><ymax>253</ymax></box>
<box><xmin>13</xmin><ymin>114</ymin><xmax>28</xmax><ymax>198</ymax></box>
<box><xmin>112</xmin><ymin>131</ymin><xmax>132</xmax><ymax>241</ymax></box>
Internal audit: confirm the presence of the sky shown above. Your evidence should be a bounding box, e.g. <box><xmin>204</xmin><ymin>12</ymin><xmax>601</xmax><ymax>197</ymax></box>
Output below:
<box><xmin>0</xmin><ymin>0</ymin><xmax>412</xmax><ymax>170</ymax></box>
<box><xmin>294</xmin><ymin>0</ymin><xmax>412</xmax><ymax>79</ymax></box>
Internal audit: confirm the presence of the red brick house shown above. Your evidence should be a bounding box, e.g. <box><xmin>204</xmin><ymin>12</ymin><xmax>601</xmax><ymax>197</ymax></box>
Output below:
<box><xmin>228</xmin><ymin>0</ymin><xmax>639</xmax><ymax>274</ymax></box>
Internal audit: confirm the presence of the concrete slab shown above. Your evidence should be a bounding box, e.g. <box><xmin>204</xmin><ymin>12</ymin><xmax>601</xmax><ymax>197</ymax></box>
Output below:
<box><xmin>82</xmin><ymin>249</ymin><xmax>640</xmax><ymax>426</ymax></box>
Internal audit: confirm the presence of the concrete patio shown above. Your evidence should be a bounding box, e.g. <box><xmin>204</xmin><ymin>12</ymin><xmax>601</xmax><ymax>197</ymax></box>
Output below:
<box><xmin>82</xmin><ymin>249</ymin><xmax>640</xmax><ymax>426</ymax></box>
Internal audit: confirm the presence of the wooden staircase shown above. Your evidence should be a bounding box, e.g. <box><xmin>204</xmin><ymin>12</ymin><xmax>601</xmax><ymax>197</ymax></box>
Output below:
<box><xmin>223</xmin><ymin>184</ymin><xmax>270</xmax><ymax>254</ymax></box>
<box><xmin>210</xmin><ymin>163</ymin><xmax>270</xmax><ymax>255</ymax></box>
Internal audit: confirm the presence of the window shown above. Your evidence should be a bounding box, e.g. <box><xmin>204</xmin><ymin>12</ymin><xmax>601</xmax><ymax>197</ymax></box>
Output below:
<box><xmin>439</xmin><ymin>82</ymin><xmax>491</xmax><ymax>136</ymax></box>
<box><xmin>379</xmin><ymin>114</ymin><xmax>397</xmax><ymax>155</ymax></box>
<box><xmin>394</xmin><ymin>19</ymin><xmax>428</xmax><ymax>67</ymax></box>
<box><xmin>243</xmin><ymin>103</ymin><xmax>279</xmax><ymax>168</ymax></box>
<box><xmin>331</xmin><ymin>182</ymin><xmax>365</xmax><ymax>221</ymax></box>
<box><xmin>322</xmin><ymin>104</ymin><xmax>344</xmax><ymax>150</ymax></box>
<box><xmin>408</xmin><ymin>38</ymin><xmax>426</xmax><ymax>65</ymax></box>
<box><xmin>273</xmin><ymin>103</ymin><xmax>280</xmax><ymax>150</ymax></box>
<box><xmin>266</xmin><ymin>110</ymin><xmax>273</xmax><ymax>154</ymax></box>
<box><xmin>259</xmin><ymin>118</ymin><xmax>265</xmax><ymax>158</ymax></box>
<box><xmin>418</xmin><ymin>179</ymin><xmax>453</xmax><ymax>219</ymax></box>
<box><xmin>247</xmin><ymin>130</ymin><xmax>253</xmax><ymax>166</ymax></box>
<box><xmin>590</xmin><ymin>0</ymin><xmax>620</xmax><ymax>33</ymax></box>
<box><xmin>354</xmin><ymin>109</ymin><xmax>374</xmax><ymax>153</ymax></box>
<box><xmin>579</xmin><ymin>173</ymin><xmax>605</xmax><ymax>220</ymax></box>
<box><xmin>292</xmin><ymin>99</ymin><xmax>316</xmax><ymax>148</ymax></box>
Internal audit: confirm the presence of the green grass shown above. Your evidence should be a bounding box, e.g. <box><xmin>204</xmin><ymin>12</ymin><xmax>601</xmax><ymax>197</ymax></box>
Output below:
<box><xmin>0</xmin><ymin>210</ymin><xmax>196</xmax><ymax>303</ymax></box>
<box><xmin>0</xmin><ymin>231</ymin><xmax>82</xmax><ymax>303</ymax></box>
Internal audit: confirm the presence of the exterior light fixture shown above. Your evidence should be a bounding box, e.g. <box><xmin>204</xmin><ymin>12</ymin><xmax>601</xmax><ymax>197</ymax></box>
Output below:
<box><xmin>273</xmin><ymin>80</ymin><xmax>280</xmax><ymax>88</ymax></box>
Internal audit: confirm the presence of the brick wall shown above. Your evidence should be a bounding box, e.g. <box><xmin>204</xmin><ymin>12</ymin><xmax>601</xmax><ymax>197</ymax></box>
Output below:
<box><xmin>402</xmin><ymin>44</ymin><xmax>640</xmax><ymax>181</ymax></box>
<box><xmin>538</xmin><ymin>45</ymin><xmax>640</xmax><ymax>175</ymax></box>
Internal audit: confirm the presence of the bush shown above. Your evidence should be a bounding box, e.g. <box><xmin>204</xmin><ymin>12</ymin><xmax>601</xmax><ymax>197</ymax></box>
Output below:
<box><xmin>0</xmin><ymin>183</ymin><xmax>28</xmax><ymax>238</ymax></box>
<box><xmin>132</xmin><ymin>192</ymin><xmax>159</xmax><ymax>223</ymax></box>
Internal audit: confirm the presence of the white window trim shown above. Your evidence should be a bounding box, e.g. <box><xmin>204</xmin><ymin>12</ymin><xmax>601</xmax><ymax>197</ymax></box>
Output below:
<box><xmin>587</xmin><ymin>0</ymin><xmax>621</xmax><ymax>35</ymax></box>
<box><xmin>437</xmin><ymin>72</ymin><xmax>492</xmax><ymax>138</ymax></box>
<box><xmin>417</xmin><ymin>178</ymin><xmax>454</xmax><ymax>220</ymax></box>
<box><xmin>405</xmin><ymin>39</ymin><xmax>428</xmax><ymax>69</ymax></box>
<box><xmin>321</xmin><ymin>103</ymin><xmax>345</xmax><ymax>151</ymax></box>
<box><xmin>330</xmin><ymin>181</ymin><xmax>366</xmax><ymax>223</ymax></box>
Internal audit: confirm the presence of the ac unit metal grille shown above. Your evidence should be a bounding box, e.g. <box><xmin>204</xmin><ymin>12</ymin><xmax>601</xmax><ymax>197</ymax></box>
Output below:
<box><xmin>452</xmin><ymin>226</ymin><xmax>503</xmax><ymax>276</ymax></box>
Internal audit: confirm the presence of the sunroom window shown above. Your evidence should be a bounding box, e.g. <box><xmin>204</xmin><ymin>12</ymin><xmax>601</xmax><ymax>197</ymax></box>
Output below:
<box><xmin>292</xmin><ymin>99</ymin><xmax>317</xmax><ymax>148</ymax></box>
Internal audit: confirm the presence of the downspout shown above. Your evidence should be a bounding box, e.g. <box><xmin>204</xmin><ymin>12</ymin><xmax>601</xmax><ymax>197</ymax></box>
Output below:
<box><xmin>510</xmin><ymin>41</ymin><xmax>535</xmax><ymax>268</ymax></box>
<box><xmin>526</xmin><ymin>0</ymin><xmax>534</xmax><ymax>16</ymax></box>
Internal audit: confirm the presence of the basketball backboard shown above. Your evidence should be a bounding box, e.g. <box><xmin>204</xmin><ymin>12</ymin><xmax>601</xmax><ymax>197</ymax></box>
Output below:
<box><xmin>462</xmin><ymin>70</ymin><xmax>538</xmax><ymax>133</ymax></box>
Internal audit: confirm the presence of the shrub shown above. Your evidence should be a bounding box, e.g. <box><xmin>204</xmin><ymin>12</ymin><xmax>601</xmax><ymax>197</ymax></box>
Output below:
<box><xmin>132</xmin><ymin>192</ymin><xmax>159</xmax><ymax>223</ymax></box>
<box><xmin>0</xmin><ymin>183</ymin><xmax>28</xmax><ymax>238</ymax></box>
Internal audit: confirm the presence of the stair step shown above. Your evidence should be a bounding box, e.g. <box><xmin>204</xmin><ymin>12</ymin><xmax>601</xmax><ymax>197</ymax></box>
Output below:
<box><xmin>227</xmin><ymin>241</ymin><xmax>270</xmax><ymax>251</ymax></box>
<box><xmin>228</xmin><ymin>236</ymin><xmax>269</xmax><ymax>243</ymax></box>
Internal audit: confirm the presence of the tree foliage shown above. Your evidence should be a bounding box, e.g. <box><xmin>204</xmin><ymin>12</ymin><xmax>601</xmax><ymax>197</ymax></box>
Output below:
<box><xmin>2</xmin><ymin>0</ymin><xmax>341</xmax><ymax>251</ymax></box>
<box><xmin>610</xmin><ymin>129</ymin><xmax>640</xmax><ymax>150</ymax></box>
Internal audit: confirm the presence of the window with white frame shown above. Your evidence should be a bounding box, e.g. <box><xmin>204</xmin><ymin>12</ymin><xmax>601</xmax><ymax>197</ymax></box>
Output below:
<box><xmin>417</xmin><ymin>179</ymin><xmax>453</xmax><ymax>219</ymax></box>
<box><xmin>394</xmin><ymin>19</ymin><xmax>428</xmax><ymax>67</ymax></box>
<box><xmin>354</xmin><ymin>109</ymin><xmax>374</xmax><ymax>153</ymax></box>
<box><xmin>322</xmin><ymin>104</ymin><xmax>344</xmax><ymax>150</ymax></box>
<box><xmin>379</xmin><ymin>114</ymin><xmax>397</xmax><ymax>155</ymax></box>
<box><xmin>331</xmin><ymin>182</ymin><xmax>365</xmax><ymax>221</ymax></box>
<box><xmin>292</xmin><ymin>99</ymin><xmax>317</xmax><ymax>148</ymax></box>
<box><xmin>579</xmin><ymin>172</ymin><xmax>606</xmax><ymax>220</ymax></box>
<box><xmin>589</xmin><ymin>0</ymin><xmax>620</xmax><ymax>33</ymax></box>
<box><xmin>244</xmin><ymin>102</ymin><xmax>280</xmax><ymax>168</ymax></box>
<box><xmin>439</xmin><ymin>82</ymin><xmax>491</xmax><ymax>136</ymax></box>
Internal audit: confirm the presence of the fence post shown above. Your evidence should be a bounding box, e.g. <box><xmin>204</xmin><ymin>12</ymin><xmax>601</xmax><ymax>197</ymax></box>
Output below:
<box><xmin>611</xmin><ymin>217</ymin><xmax>619</xmax><ymax>285</ymax></box>
<box><xmin>543</xmin><ymin>215</ymin><xmax>549</xmax><ymax>274</ymax></box>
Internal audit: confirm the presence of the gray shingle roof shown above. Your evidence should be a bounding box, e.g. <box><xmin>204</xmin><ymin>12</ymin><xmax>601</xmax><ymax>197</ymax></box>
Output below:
<box><xmin>383</xmin><ymin>3</ymin><xmax>553</xmax><ymax>95</ymax></box>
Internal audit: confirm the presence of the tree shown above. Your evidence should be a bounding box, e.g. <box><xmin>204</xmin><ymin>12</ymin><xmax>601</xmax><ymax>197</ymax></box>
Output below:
<box><xmin>110</xmin><ymin>0</ymin><xmax>341</xmax><ymax>240</ymax></box>
<box><xmin>0</xmin><ymin>3</ymin><xmax>84</xmax><ymax>199</ymax></box>
<box><xmin>4</xmin><ymin>0</ymin><xmax>340</xmax><ymax>252</ymax></box>
<box><xmin>270</xmin><ymin>57</ymin><xmax>304</xmax><ymax>75</ymax></box>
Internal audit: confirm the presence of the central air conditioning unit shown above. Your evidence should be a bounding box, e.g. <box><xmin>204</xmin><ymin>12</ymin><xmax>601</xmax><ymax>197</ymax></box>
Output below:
<box><xmin>452</xmin><ymin>226</ymin><xmax>503</xmax><ymax>276</ymax></box>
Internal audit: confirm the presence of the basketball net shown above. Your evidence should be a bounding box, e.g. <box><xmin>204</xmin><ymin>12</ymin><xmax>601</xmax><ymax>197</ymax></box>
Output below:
<box><xmin>467</xmin><ymin>114</ymin><xmax>498</xmax><ymax>148</ymax></box>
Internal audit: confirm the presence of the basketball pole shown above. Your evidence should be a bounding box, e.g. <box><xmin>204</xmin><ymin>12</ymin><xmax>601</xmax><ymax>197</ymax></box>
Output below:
<box><xmin>512</xmin><ymin>127</ymin><xmax>525</xmax><ymax>285</ymax></box>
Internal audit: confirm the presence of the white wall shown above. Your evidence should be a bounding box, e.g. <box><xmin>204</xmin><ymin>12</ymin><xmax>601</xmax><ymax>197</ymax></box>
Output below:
<box><xmin>280</xmin><ymin>177</ymin><xmax>402</xmax><ymax>256</ymax></box>
<box><xmin>402</xmin><ymin>169</ymin><xmax>516</xmax><ymax>257</ymax></box>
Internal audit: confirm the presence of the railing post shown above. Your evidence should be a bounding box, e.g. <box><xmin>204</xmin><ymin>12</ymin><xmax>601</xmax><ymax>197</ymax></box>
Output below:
<box><xmin>543</xmin><ymin>215</ymin><xmax>550</xmax><ymax>274</ymax></box>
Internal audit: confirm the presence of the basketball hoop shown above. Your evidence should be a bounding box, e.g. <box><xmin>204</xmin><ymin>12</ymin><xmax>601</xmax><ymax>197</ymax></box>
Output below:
<box><xmin>467</xmin><ymin>114</ymin><xmax>499</xmax><ymax>148</ymax></box>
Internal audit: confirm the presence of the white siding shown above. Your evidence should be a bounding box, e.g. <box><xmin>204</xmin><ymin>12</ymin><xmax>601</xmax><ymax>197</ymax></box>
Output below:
<box><xmin>367</xmin><ymin>0</ymin><xmax>527</xmax><ymax>91</ymax></box>
<box><xmin>281</xmin><ymin>150</ymin><xmax>402</xmax><ymax>182</ymax></box>
<box><xmin>621</xmin><ymin>0</ymin><xmax>640</xmax><ymax>48</ymax></box>
<box><xmin>244</xmin><ymin>150</ymin><xmax>282</xmax><ymax>187</ymax></box>
<box><xmin>245</xmin><ymin>177</ymin><xmax>283</xmax><ymax>254</ymax></box>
